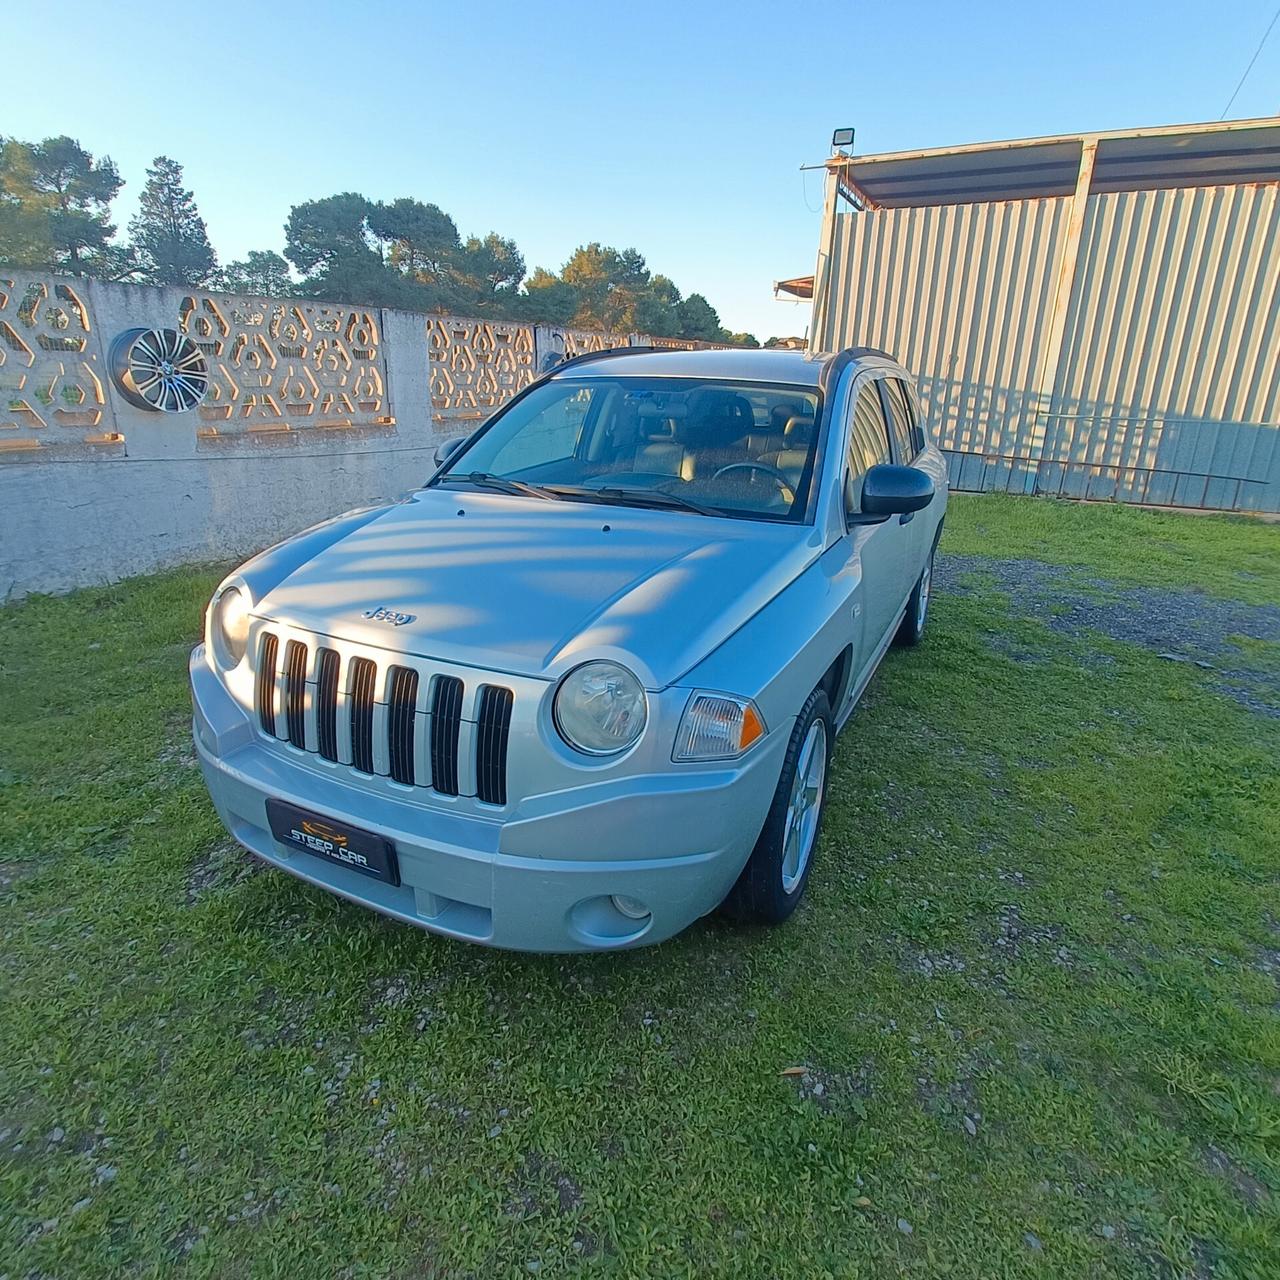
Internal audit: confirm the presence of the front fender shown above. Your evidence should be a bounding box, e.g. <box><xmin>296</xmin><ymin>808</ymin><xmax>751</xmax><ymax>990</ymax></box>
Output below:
<box><xmin>674</xmin><ymin>540</ymin><xmax>862</xmax><ymax>732</ymax></box>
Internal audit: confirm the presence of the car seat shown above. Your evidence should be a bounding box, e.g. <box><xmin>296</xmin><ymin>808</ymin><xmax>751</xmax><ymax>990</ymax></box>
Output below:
<box><xmin>762</xmin><ymin>415</ymin><xmax>816</xmax><ymax>491</ymax></box>
<box><xmin>634</xmin><ymin>415</ymin><xmax>693</xmax><ymax>479</ymax></box>
<box><xmin>676</xmin><ymin>389</ymin><xmax>756</xmax><ymax>478</ymax></box>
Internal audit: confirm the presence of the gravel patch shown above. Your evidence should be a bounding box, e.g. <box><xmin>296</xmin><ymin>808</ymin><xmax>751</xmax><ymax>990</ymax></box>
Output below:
<box><xmin>184</xmin><ymin>838</ymin><xmax>261</xmax><ymax>905</ymax></box>
<box><xmin>1204</xmin><ymin>1144</ymin><xmax>1270</xmax><ymax>1207</ymax></box>
<box><xmin>0</xmin><ymin>861</ymin><xmax>36</xmax><ymax>891</ymax></box>
<box><xmin>783</xmin><ymin>1060</ymin><xmax>875</xmax><ymax>1113</ymax></box>
<box><xmin>936</xmin><ymin>554</ymin><xmax>1280</xmax><ymax>716</ymax></box>
<box><xmin>505</xmin><ymin>1151</ymin><xmax>591</xmax><ymax>1253</ymax></box>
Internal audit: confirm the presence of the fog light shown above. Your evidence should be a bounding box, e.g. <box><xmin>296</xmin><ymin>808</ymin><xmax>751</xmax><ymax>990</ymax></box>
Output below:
<box><xmin>611</xmin><ymin>894</ymin><xmax>650</xmax><ymax>921</ymax></box>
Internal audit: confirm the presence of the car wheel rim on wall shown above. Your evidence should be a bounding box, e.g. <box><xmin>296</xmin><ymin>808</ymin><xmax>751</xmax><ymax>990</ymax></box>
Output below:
<box><xmin>781</xmin><ymin>719</ymin><xmax>827</xmax><ymax>894</ymax></box>
<box><xmin>110</xmin><ymin>327</ymin><xmax>209</xmax><ymax>413</ymax></box>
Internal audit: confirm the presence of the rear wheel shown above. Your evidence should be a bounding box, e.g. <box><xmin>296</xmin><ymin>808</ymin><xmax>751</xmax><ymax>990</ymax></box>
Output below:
<box><xmin>722</xmin><ymin>688</ymin><xmax>832</xmax><ymax>925</ymax></box>
<box><xmin>894</xmin><ymin>551</ymin><xmax>933</xmax><ymax>647</ymax></box>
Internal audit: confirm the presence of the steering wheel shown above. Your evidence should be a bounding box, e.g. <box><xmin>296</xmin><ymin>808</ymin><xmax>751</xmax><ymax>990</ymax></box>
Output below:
<box><xmin>711</xmin><ymin>461</ymin><xmax>796</xmax><ymax>504</ymax></box>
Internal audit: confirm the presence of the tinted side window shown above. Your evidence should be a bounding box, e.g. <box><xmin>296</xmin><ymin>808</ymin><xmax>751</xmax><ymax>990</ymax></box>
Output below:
<box><xmin>846</xmin><ymin>383</ymin><xmax>892</xmax><ymax>512</ymax></box>
<box><xmin>904</xmin><ymin>380</ymin><xmax>928</xmax><ymax>452</ymax></box>
<box><xmin>883</xmin><ymin>378</ymin><xmax>917</xmax><ymax>461</ymax></box>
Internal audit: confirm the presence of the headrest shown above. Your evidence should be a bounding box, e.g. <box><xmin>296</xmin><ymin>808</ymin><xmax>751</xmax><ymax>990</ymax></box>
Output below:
<box><xmin>770</xmin><ymin>401</ymin><xmax>803</xmax><ymax>432</ymax></box>
<box><xmin>677</xmin><ymin>390</ymin><xmax>755</xmax><ymax>448</ymax></box>
<box><xmin>640</xmin><ymin>418</ymin><xmax>677</xmax><ymax>442</ymax></box>
<box><xmin>784</xmin><ymin>414</ymin><xmax>816</xmax><ymax>442</ymax></box>
<box><xmin>637</xmin><ymin>400</ymin><xmax>688</xmax><ymax>419</ymax></box>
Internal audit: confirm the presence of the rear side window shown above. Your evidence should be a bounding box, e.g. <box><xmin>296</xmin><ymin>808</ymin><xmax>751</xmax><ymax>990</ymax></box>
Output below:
<box><xmin>882</xmin><ymin>378</ymin><xmax>919</xmax><ymax>461</ymax></box>
<box><xmin>907</xmin><ymin>381</ymin><xmax>930</xmax><ymax>452</ymax></box>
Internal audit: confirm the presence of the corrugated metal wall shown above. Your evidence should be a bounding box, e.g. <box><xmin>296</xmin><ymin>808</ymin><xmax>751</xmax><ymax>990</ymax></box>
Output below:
<box><xmin>815</xmin><ymin>199</ymin><xmax>1073</xmax><ymax>493</ymax></box>
<box><xmin>811</xmin><ymin>183</ymin><xmax>1280</xmax><ymax>511</ymax></box>
<box><xmin>1043</xmin><ymin>184</ymin><xmax>1280</xmax><ymax>510</ymax></box>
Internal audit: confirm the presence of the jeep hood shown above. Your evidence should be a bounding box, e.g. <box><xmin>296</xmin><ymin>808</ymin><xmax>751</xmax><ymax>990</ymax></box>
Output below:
<box><xmin>252</xmin><ymin>488</ymin><xmax>818</xmax><ymax>687</ymax></box>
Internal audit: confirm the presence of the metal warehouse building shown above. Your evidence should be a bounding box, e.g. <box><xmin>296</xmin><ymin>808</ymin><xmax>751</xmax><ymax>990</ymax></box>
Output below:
<box><xmin>808</xmin><ymin>118</ymin><xmax>1280</xmax><ymax>512</ymax></box>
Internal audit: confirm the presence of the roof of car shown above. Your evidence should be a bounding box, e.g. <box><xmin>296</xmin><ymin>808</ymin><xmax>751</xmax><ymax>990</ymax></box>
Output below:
<box><xmin>550</xmin><ymin>346</ymin><xmax>835</xmax><ymax>386</ymax></box>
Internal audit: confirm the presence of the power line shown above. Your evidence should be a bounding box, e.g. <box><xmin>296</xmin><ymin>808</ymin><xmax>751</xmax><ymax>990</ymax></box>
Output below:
<box><xmin>1220</xmin><ymin>4</ymin><xmax>1280</xmax><ymax>119</ymax></box>
<box><xmin>800</xmin><ymin>165</ymin><xmax>823</xmax><ymax>215</ymax></box>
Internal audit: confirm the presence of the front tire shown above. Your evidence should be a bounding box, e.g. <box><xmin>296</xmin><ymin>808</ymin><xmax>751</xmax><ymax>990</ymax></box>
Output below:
<box><xmin>894</xmin><ymin>551</ymin><xmax>934</xmax><ymax>647</ymax></box>
<box><xmin>722</xmin><ymin>688</ymin><xmax>832</xmax><ymax>925</ymax></box>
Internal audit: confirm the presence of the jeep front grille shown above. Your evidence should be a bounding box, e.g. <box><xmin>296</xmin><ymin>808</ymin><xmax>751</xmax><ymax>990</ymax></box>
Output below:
<box><xmin>257</xmin><ymin>633</ymin><xmax>279</xmax><ymax>737</ymax></box>
<box><xmin>349</xmin><ymin>656</ymin><xmax>377</xmax><ymax>775</ymax></box>
<box><xmin>475</xmin><ymin>685</ymin><xmax>514</xmax><ymax>806</ymax></box>
<box><xmin>387</xmin><ymin>666</ymin><xmax>419</xmax><ymax>786</ymax></box>
<box><xmin>255</xmin><ymin>630</ymin><xmax>514</xmax><ymax>805</ymax></box>
<box><xmin>429</xmin><ymin>675</ymin><xmax>463</xmax><ymax>796</ymax></box>
<box><xmin>315</xmin><ymin>648</ymin><xmax>340</xmax><ymax>762</ymax></box>
<box><xmin>284</xmin><ymin>639</ymin><xmax>308</xmax><ymax>749</ymax></box>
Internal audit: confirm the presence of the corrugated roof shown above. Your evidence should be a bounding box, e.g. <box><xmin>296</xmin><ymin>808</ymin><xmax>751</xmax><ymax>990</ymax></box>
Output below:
<box><xmin>828</xmin><ymin>117</ymin><xmax>1280</xmax><ymax>208</ymax></box>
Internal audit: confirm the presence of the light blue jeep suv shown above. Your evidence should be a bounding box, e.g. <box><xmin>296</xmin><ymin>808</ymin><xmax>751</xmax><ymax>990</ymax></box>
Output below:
<box><xmin>191</xmin><ymin>346</ymin><xmax>948</xmax><ymax>950</ymax></box>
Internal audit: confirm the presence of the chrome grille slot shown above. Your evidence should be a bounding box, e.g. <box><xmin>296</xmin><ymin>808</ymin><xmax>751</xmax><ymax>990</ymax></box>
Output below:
<box><xmin>284</xmin><ymin>639</ymin><xmax>308</xmax><ymax>749</ymax></box>
<box><xmin>349</xmin><ymin>657</ymin><xmax>377</xmax><ymax>775</ymax></box>
<box><xmin>315</xmin><ymin>648</ymin><xmax>340</xmax><ymax>761</ymax></box>
<box><xmin>257</xmin><ymin>632</ymin><xmax>278</xmax><ymax>735</ymax></box>
<box><xmin>475</xmin><ymin>685</ymin><xmax>514</xmax><ymax>806</ymax></box>
<box><xmin>430</xmin><ymin>675</ymin><xmax>464</xmax><ymax>796</ymax></box>
<box><xmin>387</xmin><ymin>666</ymin><xmax>419</xmax><ymax>786</ymax></box>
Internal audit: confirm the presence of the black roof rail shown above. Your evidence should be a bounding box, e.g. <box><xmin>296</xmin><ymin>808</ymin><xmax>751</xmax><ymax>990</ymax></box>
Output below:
<box><xmin>817</xmin><ymin>345</ymin><xmax>897</xmax><ymax>396</ymax></box>
<box><xmin>547</xmin><ymin>344</ymin><xmax>661</xmax><ymax>375</ymax></box>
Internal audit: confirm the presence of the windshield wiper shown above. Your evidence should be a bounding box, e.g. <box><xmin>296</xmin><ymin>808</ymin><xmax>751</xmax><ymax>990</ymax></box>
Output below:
<box><xmin>435</xmin><ymin>472</ymin><xmax>555</xmax><ymax>500</ymax></box>
<box><xmin>544</xmin><ymin>484</ymin><xmax>719</xmax><ymax>517</ymax></box>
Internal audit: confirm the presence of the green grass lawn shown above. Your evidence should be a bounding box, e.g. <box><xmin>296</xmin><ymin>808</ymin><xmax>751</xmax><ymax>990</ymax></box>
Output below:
<box><xmin>943</xmin><ymin>492</ymin><xmax>1280</xmax><ymax>605</ymax></box>
<box><xmin>1</xmin><ymin>495</ymin><xmax>1277</xmax><ymax>1278</ymax></box>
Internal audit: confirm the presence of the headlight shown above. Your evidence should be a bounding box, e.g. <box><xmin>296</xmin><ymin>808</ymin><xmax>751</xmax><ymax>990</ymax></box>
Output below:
<box><xmin>554</xmin><ymin>661</ymin><xmax>647</xmax><ymax>756</ymax></box>
<box><xmin>673</xmin><ymin>692</ymin><xmax>766</xmax><ymax>761</ymax></box>
<box><xmin>211</xmin><ymin>586</ymin><xmax>250</xmax><ymax>668</ymax></box>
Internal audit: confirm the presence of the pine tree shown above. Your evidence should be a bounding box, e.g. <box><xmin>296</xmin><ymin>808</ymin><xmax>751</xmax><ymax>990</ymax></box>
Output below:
<box><xmin>676</xmin><ymin>293</ymin><xmax>724</xmax><ymax>341</ymax></box>
<box><xmin>129</xmin><ymin>156</ymin><xmax>216</xmax><ymax>286</ymax></box>
<box><xmin>0</xmin><ymin>137</ymin><xmax>55</xmax><ymax>267</ymax></box>
<box><xmin>219</xmin><ymin>250</ymin><xmax>293</xmax><ymax>296</ymax></box>
<box><xmin>0</xmin><ymin>136</ymin><xmax>122</xmax><ymax>276</ymax></box>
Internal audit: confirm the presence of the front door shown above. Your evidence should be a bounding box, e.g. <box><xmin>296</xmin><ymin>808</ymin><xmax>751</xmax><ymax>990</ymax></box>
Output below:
<box><xmin>843</xmin><ymin>377</ymin><xmax>914</xmax><ymax>685</ymax></box>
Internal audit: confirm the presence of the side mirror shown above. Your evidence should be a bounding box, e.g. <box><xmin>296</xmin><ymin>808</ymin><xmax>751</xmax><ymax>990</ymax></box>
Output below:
<box><xmin>433</xmin><ymin>435</ymin><xmax>467</xmax><ymax>468</ymax></box>
<box><xmin>850</xmin><ymin>464</ymin><xmax>934</xmax><ymax>523</ymax></box>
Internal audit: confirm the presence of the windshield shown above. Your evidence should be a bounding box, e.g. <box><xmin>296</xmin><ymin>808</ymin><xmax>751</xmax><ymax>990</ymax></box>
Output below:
<box><xmin>433</xmin><ymin>376</ymin><xmax>823</xmax><ymax>521</ymax></box>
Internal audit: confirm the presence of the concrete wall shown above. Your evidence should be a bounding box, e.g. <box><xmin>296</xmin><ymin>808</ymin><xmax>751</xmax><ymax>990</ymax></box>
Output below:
<box><xmin>0</xmin><ymin>272</ymin><xmax>714</xmax><ymax>597</ymax></box>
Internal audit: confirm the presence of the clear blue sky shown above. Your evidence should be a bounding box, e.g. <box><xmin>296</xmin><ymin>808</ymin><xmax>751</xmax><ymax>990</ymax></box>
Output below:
<box><xmin>6</xmin><ymin>0</ymin><xmax>1278</xmax><ymax>339</ymax></box>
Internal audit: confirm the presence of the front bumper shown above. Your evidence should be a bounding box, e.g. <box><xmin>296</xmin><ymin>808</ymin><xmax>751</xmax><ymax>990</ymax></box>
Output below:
<box><xmin>191</xmin><ymin>648</ymin><xmax>789</xmax><ymax>951</ymax></box>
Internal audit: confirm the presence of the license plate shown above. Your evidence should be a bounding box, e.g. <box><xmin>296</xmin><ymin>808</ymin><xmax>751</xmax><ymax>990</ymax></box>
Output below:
<box><xmin>266</xmin><ymin>799</ymin><xmax>400</xmax><ymax>886</ymax></box>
